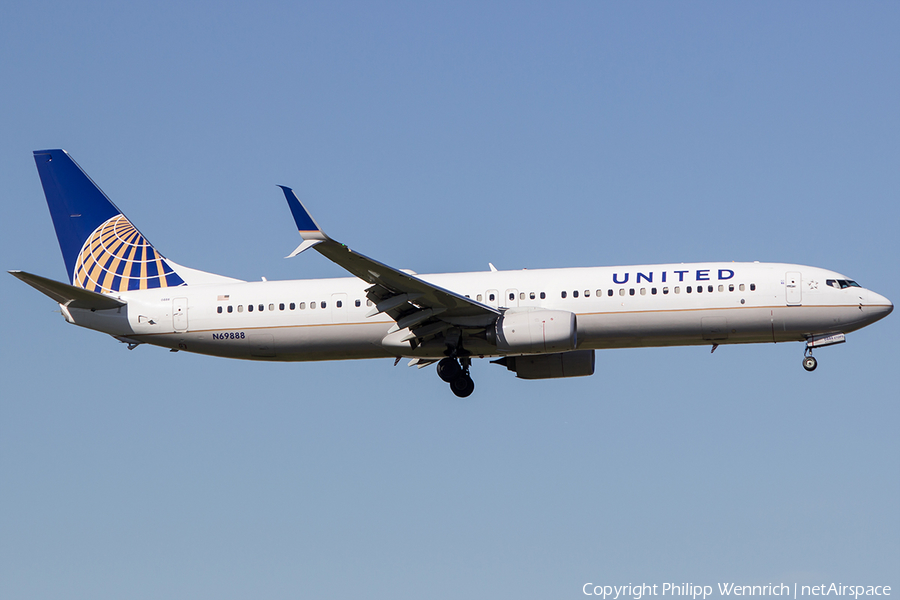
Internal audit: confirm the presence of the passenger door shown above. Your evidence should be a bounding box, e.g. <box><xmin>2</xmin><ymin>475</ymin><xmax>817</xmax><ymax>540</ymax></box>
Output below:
<box><xmin>785</xmin><ymin>272</ymin><xmax>802</xmax><ymax>305</ymax></box>
<box><xmin>173</xmin><ymin>298</ymin><xmax>188</xmax><ymax>332</ymax></box>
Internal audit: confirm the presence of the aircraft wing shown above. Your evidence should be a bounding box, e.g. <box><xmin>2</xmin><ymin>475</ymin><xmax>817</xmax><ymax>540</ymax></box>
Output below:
<box><xmin>9</xmin><ymin>270</ymin><xmax>126</xmax><ymax>310</ymax></box>
<box><xmin>278</xmin><ymin>187</ymin><xmax>500</xmax><ymax>339</ymax></box>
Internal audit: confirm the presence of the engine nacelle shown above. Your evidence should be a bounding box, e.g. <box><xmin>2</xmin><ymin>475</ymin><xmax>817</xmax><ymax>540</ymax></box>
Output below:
<box><xmin>493</xmin><ymin>349</ymin><xmax>595</xmax><ymax>380</ymax></box>
<box><xmin>489</xmin><ymin>308</ymin><xmax>577</xmax><ymax>354</ymax></box>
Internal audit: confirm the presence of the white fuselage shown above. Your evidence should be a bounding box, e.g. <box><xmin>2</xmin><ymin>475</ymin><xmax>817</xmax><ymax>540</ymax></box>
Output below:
<box><xmin>64</xmin><ymin>261</ymin><xmax>893</xmax><ymax>361</ymax></box>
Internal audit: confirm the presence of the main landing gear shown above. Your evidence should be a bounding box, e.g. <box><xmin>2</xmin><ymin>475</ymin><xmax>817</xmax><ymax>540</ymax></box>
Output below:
<box><xmin>437</xmin><ymin>356</ymin><xmax>475</xmax><ymax>398</ymax></box>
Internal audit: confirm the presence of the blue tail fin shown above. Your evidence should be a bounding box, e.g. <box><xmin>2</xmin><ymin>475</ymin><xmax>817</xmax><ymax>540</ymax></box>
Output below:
<box><xmin>33</xmin><ymin>149</ymin><xmax>186</xmax><ymax>293</ymax></box>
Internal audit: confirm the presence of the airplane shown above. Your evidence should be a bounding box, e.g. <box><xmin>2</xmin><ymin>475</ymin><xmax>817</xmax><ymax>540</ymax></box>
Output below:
<box><xmin>10</xmin><ymin>149</ymin><xmax>893</xmax><ymax>397</ymax></box>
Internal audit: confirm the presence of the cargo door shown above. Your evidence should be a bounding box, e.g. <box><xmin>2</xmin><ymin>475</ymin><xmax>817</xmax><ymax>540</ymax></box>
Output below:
<box><xmin>701</xmin><ymin>317</ymin><xmax>728</xmax><ymax>340</ymax></box>
<box><xmin>248</xmin><ymin>334</ymin><xmax>276</xmax><ymax>358</ymax></box>
<box><xmin>786</xmin><ymin>272</ymin><xmax>802</xmax><ymax>305</ymax></box>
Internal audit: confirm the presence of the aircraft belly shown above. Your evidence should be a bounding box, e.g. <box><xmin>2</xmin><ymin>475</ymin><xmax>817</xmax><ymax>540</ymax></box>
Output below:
<box><xmin>577</xmin><ymin>307</ymin><xmax>786</xmax><ymax>349</ymax></box>
<box><xmin>271</xmin><ymin>322</ymin><xmax>393</xmax><ymax>360</ymax></box>
<box><xmin>576</xmin><ymin>304</ymin><xmax>873</xmax><ymax>349</ymax></box>
<box><xmin>144</xmin><ymin>321</ymin><xmax>394</xmax><ymax>361</ymax></box>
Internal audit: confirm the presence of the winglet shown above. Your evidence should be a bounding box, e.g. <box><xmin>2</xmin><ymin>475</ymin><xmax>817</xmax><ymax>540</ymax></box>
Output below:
<box><xmin>278</xmin><ymin>185</ymin><xmax>331</xmax><ymax>258</ymax></box>
<box><xmin>286</xmin><ymin>239</ymin><xmax>323</xmax><ymax>258</ymax></box>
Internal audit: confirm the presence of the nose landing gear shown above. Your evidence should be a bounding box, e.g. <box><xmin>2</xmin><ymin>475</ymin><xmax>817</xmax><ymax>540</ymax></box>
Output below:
<box><xmin>437</xmin><ymin>356</ymin><xmax>475</xmax><ymax>397</ymax></box>
<box><xmin>802</xmin><ymin>333</ymin><xmax>846</xmax><ymax>372</ymax></box>
<box><xmin>802</xmin><ymin>350</ymin><xmax>817</xmax><ymax>372</ymax></box>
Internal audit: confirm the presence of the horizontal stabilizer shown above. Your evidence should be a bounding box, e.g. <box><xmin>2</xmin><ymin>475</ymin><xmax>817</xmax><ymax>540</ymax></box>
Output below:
<box><xmin>9</xmin><ymin>270</ymin><xmax>126</xmax><ymax>310</ymax></box>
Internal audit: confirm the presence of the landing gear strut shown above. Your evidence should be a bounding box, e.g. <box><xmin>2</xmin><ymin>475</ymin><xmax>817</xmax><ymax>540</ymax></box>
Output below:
<box><xmin>437</xmin><ymin>356</ymin><xmax>475</xmax><ymax>397</ymax></box>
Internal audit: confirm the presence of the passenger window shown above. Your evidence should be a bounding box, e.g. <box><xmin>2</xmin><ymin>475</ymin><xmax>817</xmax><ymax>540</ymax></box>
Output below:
<box><xmin>530</xmin><ymin>292</ymin><xmax>535</xmax><ymax>300</ymax></box>
<box><xmin>355</xmin><ymin>299</ymin><xmax>361</xmax><ymax>307</ymax></box>
<box><xmin>573</xmin><ymin>291</ymin><xmax>579</xmax><ymax>298</ymax></box>
<box><xmin>509</xmin><ymin>293</ymin><xmax>515</xmax><ymax>301</ymax></box>
<box><xmin>584</xmin><ymin>290</ymin><xmax>590</xmax><ymax>297</ymax></box>
<box><xmin>640</xmin><ymin>288</ymin><xmax>646</xmax><ymax>295</ymax></box>
<box><xmin>608</xmin><ymin>289</ymin><xmax>613</xmax><ymax>297</ymax></box>
<box><xmin>269</xmin><ymin>303</ymin><xmax>275</xmax><ymax>311</ymax></box>
<box><xmin>290</xmin><ymin>303</ymin><xmax>295</xmax><ymax>310</ymax></box>
<box><xmin>662</xmin><ymin>287</ymin><xmax>668</xmax><ymax>295</ymax></box>
<box><xmin>321</xmin><ymin>301</ymin><xmax>327</xmax><ymax>309</ymax></box>
<box><xmin>238</xmin><ymin>305</ymin><xmax>244</xmax><ymax>312</ymax></box>
<box><xmin>520</xmin><ymin>292</ymin><xmax>525</xmax><ymax>300</ymax></box>
<box><xmin>311</xmin><ymin>302</ymin><xmax>316</xmax><ymax>309</ymax></box>
<box><xmin>279</xmin><ymin>303</ymin><xmax>285</xmax><ymax>310</ymax></box>
<box><xmin>489</xmin><ymin>293</ymin><xmax>496</xmax><ymax>301</ymax></box>
<box><xmin>750</xmin><ymin>284</ymin><xmax>756</xmax><ymax>291</ymax></box>
<box><xmin>739</xmin><ymin>284</ymin><xmax>745</xmax><ymax>291</ymax></box>
<box><xmin>629</xmin><ymin>288</ymin><xmax>635</xmax><ymax>296</ymax></box>
<box><xmin>674</xmin><ymin>287</ymin><xmax>680</xmax><ymax>294</ymax></box>
<box><xmin>718</xmin><ymin>285</ymin><xmax>724</xmax><ymax>292</ymax></box>
<box><xmin>561</xmin><ymin>291</ymin><xmax>567</xmax><ymax>298</ymax></box>
<box><xmin>619</xmin><ymin>289</ymin><xmax>625</xmax><ymax>296</ymax></box>
<box><xmin>651</xmin><ymin>287</ymin><xmax>657</xmax><ymax>295</ymax></box>
<box><xmin>248</xmin><ymin>304</ymin><xmax>254</xmax><ymax>312</ymax></box>
<box><xmin>729</xmin><ymin>284</ymin><xmax>734</xmax><ymax>292</ymax></box>
<box><xmin>596</xmin><ymin>289</ymin><xmax>602</xmax><ymax>297</ymax></box>
<box><xmin>540</xmin><ymin>292</ymin><xmax>546</xmax><ymax>299</ymax></box>
<box><xmin>300</xmin><ymin>302</ymin><xmax>306</xmax><ymax>309</ymax></box>
<box><xmin>367</xmin><ymin>299</ymin><xmax>373</xmax><ymax>306</ymax></box>
<box><xmin>687</xmin><ymin>286</ymin><xmax>692</xmax><ymax>293</ymax></box>
<box><xmin>708</xmin><ymin>285</ymin><xmax>713</xmax><ymax>293</ymax></box>
<box><xmin>477</xmin><ymin>294</ymin><xmax>483</xmax><ymax>301</ymax></box>
<box><xmin>217</xmin><ymin>306</ymin><xmax>222</xmax><ymax>314</ymax></box>
<box><xmin>258</xmin><ymin>304</ymin><xmax>264</xmax><ymax>311</ymax></box>
<box><xmin>228</xmin><ymin>305</ymin><xmax>233</xmax><ymax>313</ymax></box>
<box><xmin>336</xmin><ymin>300</ymin><xmax>342</xmax><ymax>308</ymax></box>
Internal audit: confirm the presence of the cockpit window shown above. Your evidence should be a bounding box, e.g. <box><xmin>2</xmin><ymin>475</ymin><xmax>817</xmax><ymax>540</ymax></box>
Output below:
<box><xmin>827</xmin><ymin>279</ymin><xmax>862</xmax><ymax>289</ymax></box>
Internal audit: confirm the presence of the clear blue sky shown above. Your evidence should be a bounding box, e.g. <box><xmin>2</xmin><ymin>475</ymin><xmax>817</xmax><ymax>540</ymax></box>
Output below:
<box><xmin>2</xmin><ymin>2</ymin><xmax>898</xmax><ymax>599</ymax></box>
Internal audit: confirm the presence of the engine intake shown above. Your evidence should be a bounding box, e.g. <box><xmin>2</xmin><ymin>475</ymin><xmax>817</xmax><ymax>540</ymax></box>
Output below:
<box><xmin>488</xmin><ymin>308</ymin><xmax>577</xmax><ymax>354</ymax></box>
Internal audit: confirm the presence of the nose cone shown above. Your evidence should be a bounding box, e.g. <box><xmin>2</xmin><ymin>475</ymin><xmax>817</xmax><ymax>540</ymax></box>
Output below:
<box><xmin>868</xmin><ymin>290</ymin><xmax>893</xmax><ymax>322</ymax></box>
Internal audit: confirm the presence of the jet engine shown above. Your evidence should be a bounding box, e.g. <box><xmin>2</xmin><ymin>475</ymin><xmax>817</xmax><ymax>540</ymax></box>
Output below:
<box><xmin>488</xmin><ymin>308</ymin><xmax>577</xmax><ymax>354</ymax></box>
<box><xmin>492</xmin><ymin>349</ymin><xmax>595</xmax><ymax>379</ymax></box>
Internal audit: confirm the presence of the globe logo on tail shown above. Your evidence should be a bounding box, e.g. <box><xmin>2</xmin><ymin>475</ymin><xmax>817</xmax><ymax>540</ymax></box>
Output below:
<box><xmin>73</xmin><ymin>215</ymin><xmax>185</xmax><ymax>293</ymax></box>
